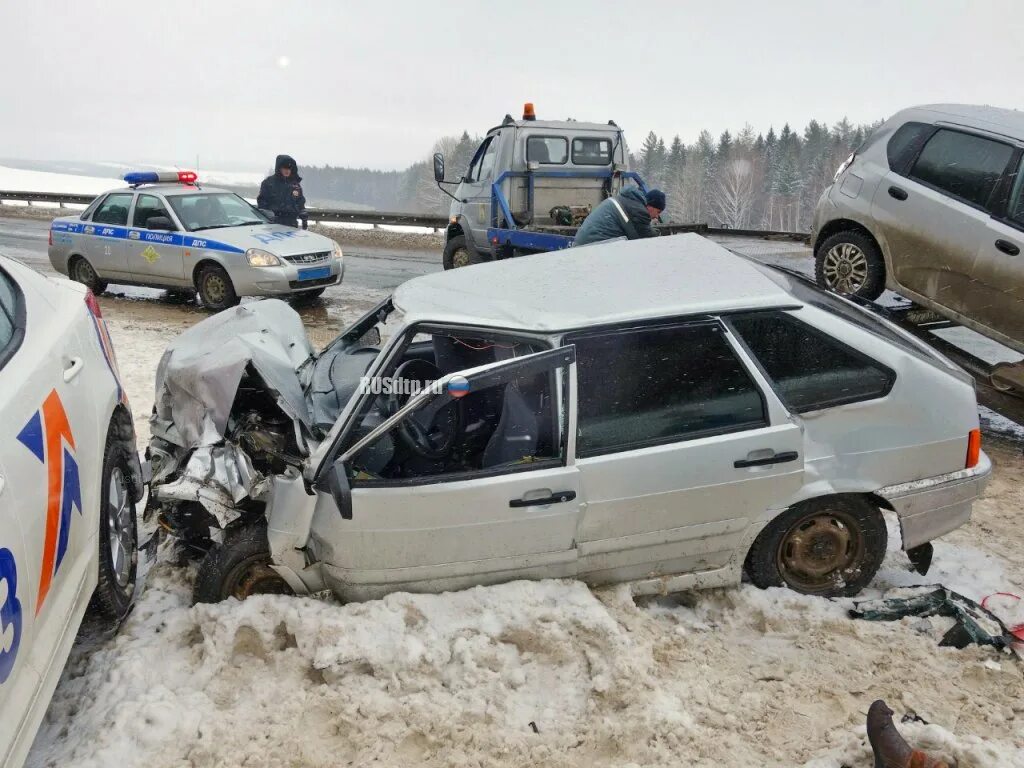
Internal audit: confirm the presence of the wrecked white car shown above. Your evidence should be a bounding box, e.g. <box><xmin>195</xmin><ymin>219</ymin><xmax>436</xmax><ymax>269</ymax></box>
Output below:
<box><xmin>147</xmin><ymin>235</ymin><xmax>991</xmax><ymax>604</ymax></box>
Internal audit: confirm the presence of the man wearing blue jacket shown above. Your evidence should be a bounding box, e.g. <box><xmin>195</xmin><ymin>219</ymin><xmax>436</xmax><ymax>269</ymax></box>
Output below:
<box><xmin>572</xmin><ymin>187</ymin><xmax>665</xmax><ymax>247</ymax></box>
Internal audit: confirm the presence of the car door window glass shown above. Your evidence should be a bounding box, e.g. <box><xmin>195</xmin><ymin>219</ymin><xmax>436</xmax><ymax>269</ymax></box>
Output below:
<box><xmin>0</xmin><ymin>269</ymin><xmax>23</xmax><ymax>369</ymax></box>
<box><xmin>1007</xmin><ymin>158</ymin><xmax>1024</xmax><ymax>227</ymax></box>
<box><xmin>132</xmin><ymin>194</ymin><xmax>173</xmax><ymax>229</ymax></box>
<box><xmin>886</xmin><ymin>122</ymin><xmax>934</xmax><ymax>174</ymax></box>
<box><xmin>570</xmin><ymin>323</ymin><xmax>767</xmax><ymax>457</ymax></box>
<box><xmin>909</xmin><ymin>129</ymin><xmax>1014</xmax><ymax>210</ymax></box>
<box><xmin>91</xmin><ymin>193</ymin><xmax>133</xmax><ymax>226</ymax></box>
<box><xmin>476</xmin><ymin>139</ymin><xmax>499</xmax><ymax>181</ymax></box>
<box><xmin>467</xmin><ymin>138</ymin><xmax>492</xmax><ymax>182</ymax></box>
<box><xmin>347</xmin><ymin>332</ymin><xmax>565</xmax><ymax>484</ymax></box>
<box><xmin>526</xmin><ymin>136</ymin><xmax>568</xmax><ymax>165</ymax></box>
<box><xmin>730</xmin><ymin>312</ymin><xmax>894</xmax><ymax>413</ymax></box>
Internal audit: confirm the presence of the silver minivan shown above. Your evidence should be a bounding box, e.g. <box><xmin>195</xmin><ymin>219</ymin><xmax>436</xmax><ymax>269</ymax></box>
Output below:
<box><xmin>811</xmin><ymin>104</ymin><xmax>1024</xmax><ymax>369</ymax></box>
<box><xmin>147</xmin><ymin>235</ymin><xmax>989</xmax><ymax>605</ymax></box>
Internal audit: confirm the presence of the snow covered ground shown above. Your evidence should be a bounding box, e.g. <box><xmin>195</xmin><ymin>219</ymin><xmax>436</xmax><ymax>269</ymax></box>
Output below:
<box><xmin>19</xmin><ymin>295</ymin><xmax>1024</xmax><ymax>768</ymax></box>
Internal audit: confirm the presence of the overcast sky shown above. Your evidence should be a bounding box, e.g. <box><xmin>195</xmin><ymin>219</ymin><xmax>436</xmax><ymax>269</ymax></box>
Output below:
<box><xmin>2</xmin><ymin>0</ymin><xmax>1021</xmax><ymax>172</ymax></box>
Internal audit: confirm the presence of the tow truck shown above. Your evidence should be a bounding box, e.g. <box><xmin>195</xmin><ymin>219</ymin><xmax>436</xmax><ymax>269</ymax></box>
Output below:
<box><xmin>433</xmin><ymin>103</ymin><xmax>647</xmax><ymax>269</ymax></box>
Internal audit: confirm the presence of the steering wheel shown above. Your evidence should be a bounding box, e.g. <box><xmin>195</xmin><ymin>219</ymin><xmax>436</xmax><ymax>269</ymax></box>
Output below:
<box><xmin>386</xmin><ymin>359</ymin><xmax>462</xmax><ymax>460</ymax></box>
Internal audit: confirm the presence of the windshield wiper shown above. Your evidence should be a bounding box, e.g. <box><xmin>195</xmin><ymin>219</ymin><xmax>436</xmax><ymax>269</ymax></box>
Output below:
<box><xmin>192</xmin><ymin>222</ymin><xmax>261</xmax><ymax>231</ymax></box>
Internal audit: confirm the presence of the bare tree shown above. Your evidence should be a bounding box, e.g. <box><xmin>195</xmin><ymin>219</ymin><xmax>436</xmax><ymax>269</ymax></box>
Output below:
<box><xmin>712</xmin><ymin>157</ymin><xmax>757</xmax><ymax>228</ymax></box>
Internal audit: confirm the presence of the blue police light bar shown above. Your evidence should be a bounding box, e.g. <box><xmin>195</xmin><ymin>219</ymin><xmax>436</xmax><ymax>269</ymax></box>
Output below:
<box><xmin>123</xmin><ymin>170</ymin><xmax>198</xmax><ymax>185</ymax></box>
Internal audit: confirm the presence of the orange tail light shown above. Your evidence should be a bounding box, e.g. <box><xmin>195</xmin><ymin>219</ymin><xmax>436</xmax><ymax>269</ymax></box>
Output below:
<box><xmin>966</xmin><ymin>428</ymin><xmax>981</xmax><ymax>469</ymax></box>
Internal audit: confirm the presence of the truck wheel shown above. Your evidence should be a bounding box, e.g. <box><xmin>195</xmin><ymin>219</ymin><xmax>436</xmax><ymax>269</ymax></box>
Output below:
<box><xmin>196</xmin><ymin>264</ymin><xmax>240</xmax><ymax>311</ymax></box>
<box><xmin>70</xmin><ymin>256</ymin><xmax>108</xmax><ymax>294</ymax></box>
<box><xmin>193</xmin><ymin>522</ymin><xmax>293</xmax><ymax>604</ymax></box>
<box><xmin>815</xmin><ymin>231</ymin><xmax>886</xmax><ymax>300</ymax></box>
<box><xmin>746</xmin><ymin>496</ymin><xmax>887</xmax><ymax>598</ymax></box>
<box><xmin>443</xmin><ymin>235</ymin><xmax>483</xmax><ymax>270</ymax></box>
<box><xmin>89</xmin><ymin>433</ymin><xmax>138</xmax><ymax>620</ymax></box>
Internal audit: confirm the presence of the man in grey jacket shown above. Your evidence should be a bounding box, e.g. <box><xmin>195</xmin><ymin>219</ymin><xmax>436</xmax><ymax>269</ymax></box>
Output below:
<box><xmin>572</xmin><ymin>187</ymin><xmax>665</xmax><ymax>247</ymax></box>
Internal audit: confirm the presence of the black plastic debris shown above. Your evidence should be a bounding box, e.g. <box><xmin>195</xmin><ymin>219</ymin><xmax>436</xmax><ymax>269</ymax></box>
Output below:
<box><xmin>850</xmin><ymin>585</ymin><xmax>1016</xmax><ymax>650</ymax></box>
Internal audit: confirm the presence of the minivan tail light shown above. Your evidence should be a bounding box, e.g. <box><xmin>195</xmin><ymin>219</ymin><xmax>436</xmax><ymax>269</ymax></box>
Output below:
<box><xmin>84</xmin><ymin>289</ymin><xmax>103</xmax><ymax>319</ymax></box>
<box><xmin>966</xmin><ymin>428</ymin><xmax>981</xmax><ymax>469</ymax></box>
<box><xmin>833</xmin><ymin>153</ymin><xmax>855</xmax><ymax>182</ymax></box>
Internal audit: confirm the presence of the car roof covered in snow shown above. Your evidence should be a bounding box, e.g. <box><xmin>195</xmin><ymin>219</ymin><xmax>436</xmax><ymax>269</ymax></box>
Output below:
<box><xmin>101</xmin><ymin>184</ymin><xmax>233</xmax><ymax>196</ymax></box>
<box><xmin>393</xmin><ymin>234</ymin><xmax>797</xmax><ymax>332</ymax></box>
<box><xmin>905</xmin><ymin>104</ymin><xmax>1024</xmax><ymax>141</ymax></box>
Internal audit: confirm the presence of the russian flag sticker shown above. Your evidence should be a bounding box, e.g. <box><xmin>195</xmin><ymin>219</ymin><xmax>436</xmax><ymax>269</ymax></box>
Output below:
<box><xmin>447</xmin><ymin>375</ymin><xmax>470</xmax><ymax>398</ymax></box>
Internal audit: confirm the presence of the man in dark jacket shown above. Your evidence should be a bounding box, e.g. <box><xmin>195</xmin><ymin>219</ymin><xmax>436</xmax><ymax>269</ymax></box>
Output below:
<box><xmin>257</xmin><ymin>154</ymin><xmax>306</xmax><ymax>227</ymax></box>
<box><xmin>572</xmin><ymin>187</ymin><xmax>665</xmax><ymax>247</ymax></box>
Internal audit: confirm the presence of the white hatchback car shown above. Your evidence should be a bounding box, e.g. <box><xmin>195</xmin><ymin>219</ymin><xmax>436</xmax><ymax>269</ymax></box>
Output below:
<box><xmin>147</xmin><ymin>235</ymin><xmax>989</xmax><ymax>605</ymax></box>
<box><xmin>0</xmin><ymin>255</ymin><xmax>142</xmax><ymax>768</ymax></box>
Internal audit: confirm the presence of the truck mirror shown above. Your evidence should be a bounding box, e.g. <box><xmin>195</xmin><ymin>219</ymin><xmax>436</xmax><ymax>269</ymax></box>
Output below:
<box><xmin>316</xmin><ymin>457</ymin><xmax>353</xmax><ymax>519</ymax></box>
<box><xmin>433</xmin><ymin>153</ymin><xmax>445</xmax><ymax>183</ymax></box>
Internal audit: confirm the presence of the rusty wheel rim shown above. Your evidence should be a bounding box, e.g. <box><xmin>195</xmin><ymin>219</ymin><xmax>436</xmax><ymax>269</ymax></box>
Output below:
<box><xmin>776</xmin><ymin>508</ymin><xmax>866</xmax><ymax>593</ymax></box>
<box><xmin>229</xmin><ymin>556</ymin><xmax>292</xmax><ymax>600</ymax></box>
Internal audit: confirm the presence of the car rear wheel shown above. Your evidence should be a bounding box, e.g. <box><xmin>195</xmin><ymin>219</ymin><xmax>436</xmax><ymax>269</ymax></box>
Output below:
<box><xmin>196</xmin><ymin>264</ymin><xmax>239</xmax><ymax>311</ymax></box>
<box><xmin>70</xmin><ymin>256</ymin><xmax>108</xmax><ymax>294</ymax></box>
<box><xmin>746</xmin><ymin>496</ymin><xmax>887</xmax><ymax>598</ymax></box>
<box><xmin>443</xmin><ymin>235</ymin><xmax>484</xmax><ymax>270</ymax></box>
<box><xmin>90</xmin><ymin>435</ymin><xmax>138</xmax><ymax>620</ymax></box>
<box><xmin>193</xmin><ymin>522</ymin><xmax>293</xmax><ymax>604</ymax></box>
<box><xmin>815</xmin><ymin>231</ymin><xmax>886</xmax><ymax>301</ymax></box>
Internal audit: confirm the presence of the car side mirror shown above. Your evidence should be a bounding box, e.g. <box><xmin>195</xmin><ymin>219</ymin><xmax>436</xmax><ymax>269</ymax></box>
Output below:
<box><xmin>316</xmin><ymin>457</ymin><xmax>353</xmax><ymax>519</ymax></box>
<box><xmin>356</xmin><ymin>327</ymin><xmax>381</xmax><ymax>348</ymax></box>
<box><xmin>433</xmin><ymin>153</ymin><xmax>445</xmax><ymax>183</ymax></box>
<box><xmin>146</xmin><ymin>216</ymin><xmax>175</xmax><ymax>231</ymax></box>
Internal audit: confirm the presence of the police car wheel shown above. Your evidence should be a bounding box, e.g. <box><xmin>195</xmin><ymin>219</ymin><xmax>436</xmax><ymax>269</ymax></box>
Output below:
<box><xmin>70</xmin><ymin>256</ymin><xmax>107</xmax><ymax>294</ymax></box>
<box><xmin>90</xmin><ymin>434</ymin><xmax>138</xmax><ymax>620</ymax></box>
<box><xmin>196</xmin><ymin>265</ymin><xmax>239</xmax><ymax>311</ymax></box>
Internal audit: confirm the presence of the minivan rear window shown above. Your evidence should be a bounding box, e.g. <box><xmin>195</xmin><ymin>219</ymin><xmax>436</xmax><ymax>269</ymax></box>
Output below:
<box><xmin>910</xmin><ymin>129</ymin><xmax>1014</xmax><ymax>211</ymax></box>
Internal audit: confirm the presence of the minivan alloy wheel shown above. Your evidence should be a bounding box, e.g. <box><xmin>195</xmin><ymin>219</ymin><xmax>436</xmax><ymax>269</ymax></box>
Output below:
<box><xmin>822</xmin><ymin>243</ymin><xmax>869</xmax><ymax>293</ymax></box>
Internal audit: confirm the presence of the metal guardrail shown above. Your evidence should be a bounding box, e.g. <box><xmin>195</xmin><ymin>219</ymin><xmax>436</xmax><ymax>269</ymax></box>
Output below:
<box><xmin>0</xmin><ymin>190</ymin><xmax>451</xmax><ymax>229</ymax></box>
<box><xmin>0</xmin><ymin>190</ymin><xmax>810</xmax><ymax>241</ymax></box>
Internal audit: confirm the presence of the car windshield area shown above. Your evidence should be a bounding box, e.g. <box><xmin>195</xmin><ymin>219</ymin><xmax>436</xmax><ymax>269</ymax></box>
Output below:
<box><xmin>167</xmin><ymin>192</ymin><xmax>267</xmax><ymax>232</ymax></box>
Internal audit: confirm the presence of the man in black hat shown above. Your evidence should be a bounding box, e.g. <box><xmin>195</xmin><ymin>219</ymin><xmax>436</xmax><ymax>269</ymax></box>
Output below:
<box><xmin>572</xmin><ymin>186</ymin><xmax>665</xmax><ymax>247</ymax></box>
<box><xmin>257</xmin><ymin>155</ymin><xmax>306</xmax><ymax>227</ymax></box>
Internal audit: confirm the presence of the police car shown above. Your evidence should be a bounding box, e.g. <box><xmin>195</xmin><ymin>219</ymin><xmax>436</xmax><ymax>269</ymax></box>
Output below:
<box><xmin>0</xmin><ymin>254</ymin><xmax>143</xmax><ymax>767</ymax></box>
<box><xmin>48</xmin><ymin>171</ymin><xmax>344</xmax><ymax>311</ymax></box>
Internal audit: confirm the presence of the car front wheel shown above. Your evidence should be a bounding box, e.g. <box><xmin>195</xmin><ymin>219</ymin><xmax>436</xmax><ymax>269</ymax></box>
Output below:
<box><xmin>746</xmin><ymin>496</ymin><xmax>887</xmax><ymax>598</ymax></box>
<box><xmin>90</xmin><ymin>435</ymin><xmax>138</xmax><ymax>620</ymax></box>
<box><xmin>193</xmin><ymin>522</ymin><xmax>293</xmax><ymax>604</ymax></box>
<box><xmin>196</xmin><ymin>264</ymin><xmax>240</xmax><ymax>311</ymax></box>
<box><xmin>814</xmin><ymin>231</ymin><xmax>886</xmax><ymax>300</ymax></box>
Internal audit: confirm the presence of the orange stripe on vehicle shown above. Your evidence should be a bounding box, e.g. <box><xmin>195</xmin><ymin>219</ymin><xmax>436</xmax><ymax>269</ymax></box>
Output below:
<box><xmin>36</xmin><ymin>390</ymin><xmax>75</xmax><ymax>614</ymax></box>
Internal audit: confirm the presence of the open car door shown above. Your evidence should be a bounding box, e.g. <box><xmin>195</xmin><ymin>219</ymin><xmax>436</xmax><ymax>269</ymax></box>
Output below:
<box><xmin>309</xmin><ymin>345</ymin><xmax>581</xmax><ymax>601</ymax></box>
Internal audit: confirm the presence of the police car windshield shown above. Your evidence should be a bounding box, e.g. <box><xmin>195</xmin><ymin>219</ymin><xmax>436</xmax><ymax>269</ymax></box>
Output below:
<box><xmin>167</xmin><ymin>192</ymin><xmax>267</xmax><ymax>232</ymax></box>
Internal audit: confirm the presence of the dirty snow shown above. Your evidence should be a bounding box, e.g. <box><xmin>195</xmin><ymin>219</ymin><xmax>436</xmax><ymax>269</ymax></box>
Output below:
<box><xmin>21</xmin><ymin>291</ymin><xmax>1024</xmax><ymax>767</ymax></box>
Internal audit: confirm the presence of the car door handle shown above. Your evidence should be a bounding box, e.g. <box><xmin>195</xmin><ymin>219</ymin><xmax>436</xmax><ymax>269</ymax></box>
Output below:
<box><xmin>995</xmin><ymin>239</ymin><xmax>1020</xmax><ymax>256</ymax></box>
<box><xmin>888</xmin><ymin>186</ymin><xmax>908</xmax><ymax>201</ymax></box>
<box><xmin>734</xmin><ymin>451</ymin><xmax>799</xmax><ymax>469</ymax></box>
<box><xmin>509</xmin><ymin>490</ymin><xmax>576</xmax><ymax>508</ymax></box>
<box><xmin>63</xmin><ymin>356</ymin><xmax>84</xmax><ymax>382</ymax></box>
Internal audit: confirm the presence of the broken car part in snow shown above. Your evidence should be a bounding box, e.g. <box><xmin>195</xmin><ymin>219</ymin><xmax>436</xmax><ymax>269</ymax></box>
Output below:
<box><xmin>851</xmin><ymin>585</ymin><xmax>1019</xmax><ymax>651</ymax></box>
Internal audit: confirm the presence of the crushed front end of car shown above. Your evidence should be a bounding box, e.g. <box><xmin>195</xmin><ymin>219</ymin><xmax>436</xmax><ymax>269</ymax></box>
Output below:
<box><xmin>146</xmin><ymin>298</ymin><xmax>387</xmax><ymax>556</ymax></box>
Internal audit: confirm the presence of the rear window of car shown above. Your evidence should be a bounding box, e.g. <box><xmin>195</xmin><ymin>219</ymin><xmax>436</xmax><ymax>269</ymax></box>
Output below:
<box><xmin>572</xmin><ymin>138</ymin><xmax>612</xmax><ymax>165</ymax></box>
<box><xmin>526</xmin><ymin>136</ymin><xmax>568</xmax><ymax>165</ymax></box>
<box><xmin>569</xmin><ymin>321</ymin><xmax>767</xmax><ymax>457</ymax></box>
<box><xmin>886</xmin><ymin>121</ymin><xmax>934</xmax><ymax>174</ymax></box>
<box><xmin>730</xmin><ymin>312</ymin><xmax>895</xmax><ymax>413</ymax></box>
<box><xmin>910</xmin><ymin>128</ymin><xmax>1015</xmax><ymax>211</ymax></box>
<box><xmin>91</xmin><ymin>193</ymin><xmax>134</xmax><ymax>226</ymax></box>
<box><xmin>0</xmin><ymin>266</ymin><xmax>25</xmax><ymax>371</ymax></box>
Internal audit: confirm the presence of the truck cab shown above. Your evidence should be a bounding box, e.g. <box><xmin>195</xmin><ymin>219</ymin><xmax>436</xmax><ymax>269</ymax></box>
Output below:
<box><xmin>435</xmin><ymin>104</ymin><xmax>645</xmax><ymax>268</ymax></box>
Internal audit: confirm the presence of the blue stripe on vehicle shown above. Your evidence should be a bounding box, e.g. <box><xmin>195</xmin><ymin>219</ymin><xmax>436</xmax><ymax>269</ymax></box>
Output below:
<box><xmin>51</xmin><ymin>222</ymin><xmax>245</xmax><ymax>254</ymax></box>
